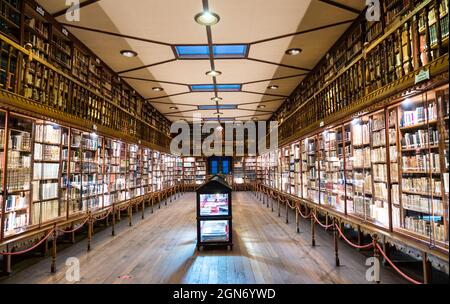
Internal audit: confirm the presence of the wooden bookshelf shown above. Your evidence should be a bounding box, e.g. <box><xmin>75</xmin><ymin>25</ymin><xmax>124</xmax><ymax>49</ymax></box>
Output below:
<box><xmin>0</xmin><ymin>0</ymin><xmax>172</xmax><ymax>151</ymax></box>
<box><xmin>261</xmin><ymin>84</ymin><xmax>449</xmax><ymax>251</ymax></box>
<box><xmin>273</xmin><ymin>0</ymin><xmax>448</xmax><ymax>146</ymax></box>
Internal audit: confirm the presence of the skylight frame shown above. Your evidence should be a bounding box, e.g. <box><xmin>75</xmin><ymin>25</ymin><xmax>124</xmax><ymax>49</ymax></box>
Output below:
<box><xmin>198</xmin><ymin>105</ymin><xmax>237</xmax><ymax>110</ymax></box>
<box><xmin>190</xmin><ymin>84</ymin><xmax>242</xmax><ymax>92</ymax></box>
<box><xmin>174</xmin><ymin>44</ymin><xmax>249</xmax><ymax>59</ymax></box>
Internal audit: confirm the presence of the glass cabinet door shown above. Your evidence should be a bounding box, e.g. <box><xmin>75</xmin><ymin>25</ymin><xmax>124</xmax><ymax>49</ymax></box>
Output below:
<box><xmin>4</xmin><ymin>114</ymin><xmax>33</xmax><ymax>236</ymax></box>
<box><xmin>67</xmin><ymin>129</ymin><xmax>82</xmax><ymax>215</ymax></box>
<box><xmin>392</xmin><ymin>91</ymin><xmax>442</xmax><ymax>244</ymax></box>
<box><xmin>350</xmin><ymin>116</ymin><xmax>372</xmax><ymax>221</ymax></box>
<box><xmin>305</xmin><ymin>137</ymin><xmax>319</xmax><ymax>204</ymax></box>
<box><xmin>322</xmin><ymin>128</ymin><xmax>346</xmax><ymax>213</ymax></box>
<box><xmin>32</xmin><ymin>121</ymin><xmax>65</xmax><ymax>225</ymax></box>
<box><xmin>81</xmin><ymin>132</ymin><xmax>101</xmax><ymax>210</ymax></box>
<box><xmin>343</xmin><ymin>123</ymin><xmax>353</xmax><ymax>215</ymax></box>
<box><xmin>0</xmin><ymin>111</ymin><xmax>5</xmax><ymax>238</ymax></box>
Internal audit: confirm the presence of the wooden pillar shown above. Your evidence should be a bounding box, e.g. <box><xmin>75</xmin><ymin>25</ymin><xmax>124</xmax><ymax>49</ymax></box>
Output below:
<box><xmin>51</xmin><ymin>228</ymin><xmax>57</xmax><ymax>273</ymax></box>
<box><xmin>296</xmin><ymin>209</ymin><xmax>300</xmax><ymax>233</ymax></box>
<box><xmin>277</xmin><ymin>196</ymin><xmax>281</xmax><ymax>217</ymax></box>
<box><xmin>311</xmin><ymin>209</ymin><xmax>316</xmax><ymax>247</ymax></box>
<box><xmin>128</xmin><ymin>205</ymin><xmax>133</xmax><ymax>227</ymax></box>
<box><xmin>2</xmin><ymin>245</ymin><xmax>12</xmax><ymax>275</ymax></box>
<box><xmin>87</xmin><ymin>216</ymin><xmax>93</xmax><ymax>252</ymax></box>
<box><xmin>334</xmin><ymin>218</ymin><xmax>340</xmax><ymax>267</ymax></box>
<box><xmin>158</xmin><ymin>193</ymin><xmax>161</xmax><ymax>209</ymax></box>
<box><xmin>381</xmin><ymin>236</ymin><xmax>390</xmax><ymax>266</ymax></box>
<box><xmin>112</xmin><ymin>207</ymin><xmax>116</xmax><ymax>236</ymax></box>
<box><xmin>372</xmin><ymin>234</ymin><xmax>380</xmax><ymax>284</ymax></box>
<box><xmin>42</xmin><ymin>238</ymin><xmax>49</xmax><ymax>256</ymax></box>
<box><xmin>151</xmin><ymin>196</ymin><xmax>154</xmax><ymax>214</ymax></box>
<box><xmin>422</xmin><ymin>252</ymin><xmax>432</xmax><ymax>284</ymax></box>
<box><xmin>285</xmin><ymin>200</ymin><xmax>289</xmax><ymax>224</ymax></box>
<box><xmin>141</xmin><ymin>199</ymin><xmax>145</xmax><ymax>220</ymax></box>
<box><xmin>357</xmin><ymin>225</ymin><xmax>363</xmax><ymax>251</ymax></box>
<box><xmin>271</xmin><ymin>194</ymin><xmax>274</xmax><ymax>212</ymax></box>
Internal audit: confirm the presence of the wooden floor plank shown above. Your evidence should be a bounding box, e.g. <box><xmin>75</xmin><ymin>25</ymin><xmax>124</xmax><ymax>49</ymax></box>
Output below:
<box><xmin>0</xmin><ymin>192</ymin><xmax>405</xmax><ymax>284</ymax></box>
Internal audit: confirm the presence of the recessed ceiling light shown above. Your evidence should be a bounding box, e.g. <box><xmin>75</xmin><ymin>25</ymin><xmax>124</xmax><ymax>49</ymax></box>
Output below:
<box><xmin>211</xmin><ymin>97</ymin><xmax>223</xmax><ymax>102</ymax></box>
<box><xmin>285</xmin><ymin>48</ymin><xmax>302</xmax><ymax>55</ymax></box>
<box><xmin>267</xmin><ymin>85</ymin><xmax>279</xmax><ymax>90</ymax></box>
<box><xmin>152</xmin><ymin>87</ymin><xmax>164</xmax><ymax>92</ymax></box>
<box><xmin>120</xmin><ymin>50</ymin><xmax>138</xmax><ymax>58</ymax></box>
<box><xmin>169</xmin><ymin>107</ymin><xmax>178</xmax><ymax>110</ymax></box>
<box><xmin>195</xmin><ymin>11</ymin><xmax>220</xmax><ymax>26</ymax></box>
<box><xmin>206</xmin><ymin>70</ymin><xmax>222</xmax><ymax>77</ymax></box>
<box><xmin>257</xmin><ymin>105</ymin><xmax>266</xmax><ymax>109</ymax></box>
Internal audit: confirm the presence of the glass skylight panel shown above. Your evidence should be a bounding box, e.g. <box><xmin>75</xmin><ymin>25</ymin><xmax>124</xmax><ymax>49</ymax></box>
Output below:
<box><xmin>198</xmin><ymin>105</ymin><xmax>237</xmax><ymax>110</ymax></box>
<box><xmin>191</xmin><ymin>84</ymin><xmax>241</xmax><ymax>92</ymax></box>
<box><xmin>175</xmin><ymin>44</ymin><xmax>248</xmax><ymax>58</ymax></box>
<box><xmin>175</xmin><ymin>45</ymin><xmax>209</xmax><ymax>58</ymax></box>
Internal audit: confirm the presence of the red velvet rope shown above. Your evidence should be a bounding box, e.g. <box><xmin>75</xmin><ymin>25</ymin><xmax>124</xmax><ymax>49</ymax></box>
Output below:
<box><xmin>311</xmin><ymin>212</ymin><xmax>335</xmax><ymax>229</ymax></box>
<box><xmin>335</xmin><ymin>224</ymin><xmax>374</xmax><ymax>249</ymax></box>
<box><xmin>297</xmin><ymin>206</ymin><xmax>312</xmax><ymax>219</ymax></box>
<box><xmin>92</xmin><ymin>208</ymin><xmax>113</xmax><ymax>223</ymax></box>
<box><xmin>0</xmin><ymin>229</ymin><xmax>55</xmax><ymax>256</ymax></box>
<box><xmin>56</xmin><ymin>217</ymin><xmax>90</xmax><ymax>234</ymax></box>
<box><xmin>376</xmin><ymin>244</ymin><xmax>422</xmax><ymax>285</ymax></box>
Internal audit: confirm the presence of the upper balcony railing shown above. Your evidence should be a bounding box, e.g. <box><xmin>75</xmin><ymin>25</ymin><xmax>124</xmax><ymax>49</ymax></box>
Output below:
<box><xmin>0</xmin><ymin>32</ymin><xmax>172</xmax><ymax>151</ymax></box>
<box><xmin>274</xmin><ymin>0</ymin><xmax>449</xmax><ymax>144</ymax></box>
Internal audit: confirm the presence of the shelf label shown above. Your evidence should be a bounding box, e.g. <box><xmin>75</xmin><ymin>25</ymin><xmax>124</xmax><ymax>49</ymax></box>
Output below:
<box><xmin>415</xmin><ymin>69</ymin><xmax>430</xmax><ymax>84</ymax></box>
<box><xmin>36</xmin><ymin>6</ymin><xmax>45</xmax><ymax>17</ymax></box>
<box><xmin>62</xmin><ymin>28</ymin><xmax>69</xmax><ymax>36</ymax></box>
<box><xmin>320</xmin><ymin>121</ymin><xmax>325</xmax><ymax>127</ymax></box>
<box><xmin>96</xmin><ymin>58</ymin><xmax>101</xmax><ymax>64</ymax></box>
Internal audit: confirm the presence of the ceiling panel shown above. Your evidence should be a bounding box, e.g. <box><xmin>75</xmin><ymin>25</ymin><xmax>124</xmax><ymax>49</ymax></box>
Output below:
<box><xmin>214</xmin><ymin>59</ymin><xmax>304</xmax><ymax>84</ymax></box>
<box><xmin>209</xmin><ymin>0</ymin><xmax>312</xmax><ymax>43</ymax></box>
<box><xmin>37</xmin><ymin>0</ymin><xmax>363</xmax><ymax>123</ymax></box>
<box><xmin>250</xmin><ymin>22</ymin><xmax>352</xmax><ymax>70</ymax></box>
<box><xmin>121</xmin><ymin>60</ymin><xmax>213</xmax><ymax>85</ymax></box>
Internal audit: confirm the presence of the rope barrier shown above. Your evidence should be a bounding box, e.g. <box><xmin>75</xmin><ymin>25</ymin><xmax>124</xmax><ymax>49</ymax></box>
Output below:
<box><xmin>92</xmin><ymin>208</ymin><xmax>113</xmax><ymax>223</ymax></box>
<box><xmin>297</xmin><ymin>206</ymin><xmax>311</xmax><ymax>219</ymax></box>
<box><xmin>334</xmin><ymin>224</ymin><xmax>374</xmax><ymax>249</ymax></box>
<box><xmin>286</xmin><ymin>199</ymin><xmax>296</xmax><ymax>210</ymax></box>
<box><xmin>311</xmin><ymin>212</ymin><xmax>335</xmax><ymax>229</ymax></box>
<box><xmin>0</xmin><ymin>229</ymin><xmax>55</xmax><ymax>256</ymax></box>
<box><xmin>56</xmin><ymin>217</ymin><xmax>90</xmax><ymax>234</ymax></box>
<box><xmin>376</xmin><ymin>244</ymin><xmax>422</xmax><ymax>285</ymax></box>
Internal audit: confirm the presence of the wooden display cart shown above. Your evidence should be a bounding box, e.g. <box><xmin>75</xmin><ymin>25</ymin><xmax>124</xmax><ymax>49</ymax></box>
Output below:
<box><xmin>196</xmin><ymin>175</ymin><xmax>233</xmax><ymax>251</ymax></box>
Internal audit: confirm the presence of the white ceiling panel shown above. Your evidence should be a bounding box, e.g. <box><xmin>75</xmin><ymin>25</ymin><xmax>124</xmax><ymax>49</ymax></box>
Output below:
<box><xmin>37</xmin><ymin>0</ymin><xmax>363</xmax><ymax>122</ymax></box>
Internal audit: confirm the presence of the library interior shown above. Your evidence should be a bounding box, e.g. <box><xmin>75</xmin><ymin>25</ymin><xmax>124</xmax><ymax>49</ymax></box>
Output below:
<box><xmin>0</xmin><ymin>0</ymin><xmax>449</xmax><ymax>285</ymax></box>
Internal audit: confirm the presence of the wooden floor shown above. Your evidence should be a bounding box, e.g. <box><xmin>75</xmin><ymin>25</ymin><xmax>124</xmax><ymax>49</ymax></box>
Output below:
<box><xmin>0</xmin><ymin>192</ymin><xmax>404</xmax><ymax>284</ymax></box>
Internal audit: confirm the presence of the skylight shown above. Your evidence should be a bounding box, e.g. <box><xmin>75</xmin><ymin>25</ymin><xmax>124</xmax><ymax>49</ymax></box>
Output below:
<box><xmin>191</xmin><ymin>84</ymin><xmax>241</xmax><ymax>92</ymax></box>
<box><xmin>175</xmin><ymin>44</ymin><xmax>248</xmax><ymax>59</ymax></box>
<box><xmin>198</xmin><ymin>105</ymin><xmax>237</xmax><ymax>110</ymax></box>
<box><xmin>213</xmin><ymin>45</ymin><xmax>247</xmax><ymax>58</ymax></box>
<box><xmin>203</xmin><ymin>117</ymin><xmax>235</xmax><ymax>121</ymax></box>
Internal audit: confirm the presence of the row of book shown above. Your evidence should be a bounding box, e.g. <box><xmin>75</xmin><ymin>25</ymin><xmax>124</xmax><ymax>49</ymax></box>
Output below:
<box><xmin>401</xmin><ymin>153</ymin><xmax>440</xmax><ymax>172</ymax></box>
<box><xmin>400</xmin><ymin>103</ymin><xmax>438</xmax><ymax>128</ymax></box>
<box><xmin>401</xmin><ymin>128</ymin><xmax>439</xmax><ymax>149</ymax></box>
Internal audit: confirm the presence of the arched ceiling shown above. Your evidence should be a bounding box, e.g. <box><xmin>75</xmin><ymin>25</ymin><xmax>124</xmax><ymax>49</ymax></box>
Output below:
<box><xmin>37</xmin><ymin>0</ymin><xmax>365</xmax><ymax>122</ymax></box>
